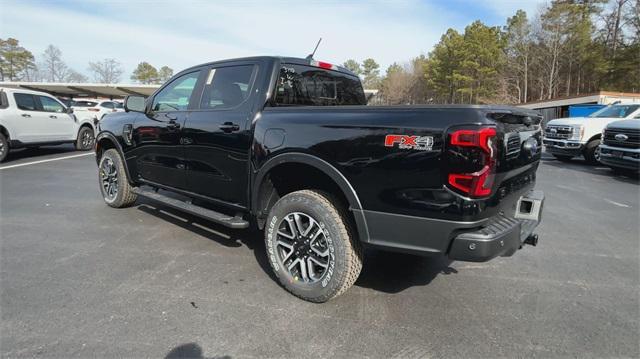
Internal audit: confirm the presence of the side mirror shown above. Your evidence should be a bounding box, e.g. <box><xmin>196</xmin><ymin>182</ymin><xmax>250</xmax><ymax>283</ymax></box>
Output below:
<box><xmin>124</xmin><ymin>95</ymin><xmax>147</xmax><ymax>113</ymax></box>
<box><xmin>66</xmin><ymin>107</ymin><xmax>74</xmax><ymax>114</ymax></box>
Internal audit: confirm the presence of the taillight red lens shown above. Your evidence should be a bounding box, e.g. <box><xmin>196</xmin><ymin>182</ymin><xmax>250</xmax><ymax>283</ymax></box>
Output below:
<box><xmin>447</xmin><ymin>127</ymin><xmax>497</xmax><ymax>198</ymax></box>
<box><xmin>88</xmin><ymin>108</ymin><xmax>100</xmax><ymax>112</ymax></box>
<box><xmin>450</xmin><ymin>127</ymin><xmax>496</xmax><ymax>154</ymax></box>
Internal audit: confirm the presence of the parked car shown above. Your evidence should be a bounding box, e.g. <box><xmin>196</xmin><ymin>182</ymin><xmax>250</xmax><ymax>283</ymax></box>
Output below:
<box><xmin>94</xmin><ymin>56</ymin><xmax>545</xmax><ymax>302</ymax></box>
<box><xmin>543</xmin><ymin>103</ymin><xmax>640</xmax><ymax>164</ymax></box>
<box><xmin>599</xmin><ymin>119</ymin><xmax>640</xmax><ymax>173</ymax></box>
<box><xmin>113</xmin><ymin>101</ymin><xmax>125</xmax><ymax>112</ymax></box>
<box><xmin>0</xmin><ymin>87</ymin><xmax>96</xmax><ymax>162</ymax></box>
<box><xmin>72</xmin><ymin>100</ymin><xmax>119</xmax><ymax>121</ymax></box>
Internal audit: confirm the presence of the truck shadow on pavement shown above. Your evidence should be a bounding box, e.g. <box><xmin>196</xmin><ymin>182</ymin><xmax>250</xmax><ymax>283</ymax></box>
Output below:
<box><xmin>165</xmin><ymin>342</ymin><xmax>230</xmax><ymax>359</ymax></box>
<box><xmin>137</xmin><ymin>199</ymin><xmax>458</xmax><ymax>295</ymax></box>
<box><xmin>355</xmin><ymin>251</ymin><xmax>457</xmax><ymax>293</ymax></box>
<box><xmin>136</xmin><ymin>201</ymin><xmax>278</xmax><ymax>283</ymax></box>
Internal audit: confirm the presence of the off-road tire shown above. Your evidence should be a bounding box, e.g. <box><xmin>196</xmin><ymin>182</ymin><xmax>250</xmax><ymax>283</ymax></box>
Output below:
<box><xmin>0</xmin><ymin>133</ymin><xmax>8</xmax><ymax>163</ymax></box>
<box><xmin>265</xmin><ymin>190</ymin><xmax>363</xmax><ymax>303</ymax></box>
<box><xmin>98</xmin><ymin>149</ymin><xmax>137</xmax><ymax>208</ymax></box>
<box><xmin>76</xmin><ymin>126</ymin><xmax>95</xmax><ymax>151</ymax></box>
<box><xmin>583</xmin><ymin>139</ymin><xmax>601</xmax><ymax>165</ymax></box>
<box><xmin>553</xmin><ymin>154</ymin><xmax>573</xmax><ymax>162</ymax></box>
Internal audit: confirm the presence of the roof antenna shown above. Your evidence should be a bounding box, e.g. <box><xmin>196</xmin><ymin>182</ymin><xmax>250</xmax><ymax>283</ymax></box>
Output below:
<box><xmin>306</xmin><ymin>38</ymin><xmax>322</xmax><ymax>60</ymax></box>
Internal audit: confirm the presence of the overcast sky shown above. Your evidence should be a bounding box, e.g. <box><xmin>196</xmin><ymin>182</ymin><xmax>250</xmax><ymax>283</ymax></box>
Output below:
<box><xmin>1</xmin><ymin>0</ymin><xmax>542</xmax><ymax>82</ymax></box>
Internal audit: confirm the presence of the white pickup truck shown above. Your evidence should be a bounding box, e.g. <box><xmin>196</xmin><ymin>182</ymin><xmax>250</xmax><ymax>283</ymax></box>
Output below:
<box><xmin>0</xmin><ymin>87</ymin><xmax>96</xmax><ymax>162</ymax></box>
<box><xmin>543</xmin><ymin>104</ymin><xmax>640</xmax><ymax>164</ymax></box>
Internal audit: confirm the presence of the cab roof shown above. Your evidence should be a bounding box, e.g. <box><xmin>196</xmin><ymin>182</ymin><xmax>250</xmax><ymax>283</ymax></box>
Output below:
<box><xmin>180</xmin><ymin>56</ymin><xmax>359</xmax><ymax>78</ymax></box>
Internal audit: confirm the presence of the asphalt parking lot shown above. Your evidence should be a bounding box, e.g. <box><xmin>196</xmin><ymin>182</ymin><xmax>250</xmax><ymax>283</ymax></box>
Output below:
<box><xmin>1</xmin><ymin>146</ymin><xmax>638</xmax><ymax>358</ymax></box>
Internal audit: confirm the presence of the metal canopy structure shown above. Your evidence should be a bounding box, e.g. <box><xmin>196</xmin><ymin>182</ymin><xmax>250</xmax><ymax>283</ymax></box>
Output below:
<box><xmin>0</xmin><ymin>82</ymin><xmax>160</xmax><ymax>99</ymax></box>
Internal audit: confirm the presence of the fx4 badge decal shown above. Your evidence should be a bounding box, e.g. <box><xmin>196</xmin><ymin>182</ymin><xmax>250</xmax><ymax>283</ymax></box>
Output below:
<box><xmin>384</xmin><ymin>134</ymin><xmax>435</xmax><ymax>151</ymax></box>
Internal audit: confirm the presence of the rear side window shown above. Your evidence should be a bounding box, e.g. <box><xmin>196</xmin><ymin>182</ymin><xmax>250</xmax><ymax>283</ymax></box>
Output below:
<box><xmin>274</xmin><ymin>64</ymin><xmax>366</xmax><ymax>106</ymax></box>
<box><xmin>101</xmin><ymin>102</ymin><xmax>115</xmax><ymax>109</ymax></box>
<box><xmin>14</xmin><ymin>93</ymin><xmax>37</xmax><ymax>111</ymax></box>
<box><xmin>0</xmin><ymin>91</ymin><xmax>8</xmax><ymax>109</ymax></box>
<box><xmin>200</xmin><ymin>65</ymin><xmax>255</xmax><ymax>110</ymax></box>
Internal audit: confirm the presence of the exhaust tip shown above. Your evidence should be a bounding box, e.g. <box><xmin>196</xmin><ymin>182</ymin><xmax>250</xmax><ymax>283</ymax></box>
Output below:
<box><xmin>524</xmin><ymin>234</ymin><xmax>538</xmax><ymax>247</ymax></box>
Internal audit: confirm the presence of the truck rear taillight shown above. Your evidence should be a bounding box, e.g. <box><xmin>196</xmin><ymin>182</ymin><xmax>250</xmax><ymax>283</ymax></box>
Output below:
<box><xmin>310</xmin><ymin>60</ymin><xmax>338</xmax><ymax>70</ymax></box>
<box><xmin>447</xmin><ymin>127</ymin><xmax>497</xmax><ymax>198</ymax></box>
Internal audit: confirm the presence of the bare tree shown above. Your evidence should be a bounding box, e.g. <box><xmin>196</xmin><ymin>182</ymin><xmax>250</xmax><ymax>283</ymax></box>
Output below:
<box><xmin>88</xmin><ymin>58</ymin><xmax>123</xmax><ymax>83</ymax></box>
<box><xmin>40</xmin><ymin>45</ymin><xmax>68</xmax><ymax>82</ymax></box>
<box><xmin>65</xmin><ymin>69</ymin><xmax>88</xmax><ymax>83</ymax></box>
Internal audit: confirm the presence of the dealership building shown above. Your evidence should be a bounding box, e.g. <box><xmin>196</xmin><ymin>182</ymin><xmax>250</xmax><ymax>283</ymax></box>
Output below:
<box><xmin>519</xmin><ymin>91</ymin><xmax>640</xmax><ymax>125</ymax></box>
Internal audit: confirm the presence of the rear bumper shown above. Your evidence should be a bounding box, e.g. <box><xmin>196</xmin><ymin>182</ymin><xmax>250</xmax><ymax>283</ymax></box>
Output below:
<box><xmin>358</xmin><ymin>190</ymin><xmax>545</xmax><ymax>261</ymax></box>
<box><xmin>543</xmin><ymin>139</ymin><xmax>583</xmax><ymax>156</ymax></box>
<box><xmin>598</xmin><ymin>145</ymin><xmax>640</xmax><ymax>172</ymax></box>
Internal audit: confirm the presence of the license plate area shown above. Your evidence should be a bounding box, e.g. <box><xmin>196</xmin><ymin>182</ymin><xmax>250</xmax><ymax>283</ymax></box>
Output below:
<box><xmin>611</xmin><ymin>150</ymin><xmax>623</xmax><ymax>159</ymax></box>
<box><xmin>514</xmin><ymin>190</ymin><xmax>544</xmax><ymax>222</ymax></box>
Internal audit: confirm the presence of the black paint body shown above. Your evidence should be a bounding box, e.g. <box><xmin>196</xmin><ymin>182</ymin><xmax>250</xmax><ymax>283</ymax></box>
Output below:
<box><xmin>96</xmin><ymin>56</ymin><xmax>543</xmax><ymax>256</ymax></box>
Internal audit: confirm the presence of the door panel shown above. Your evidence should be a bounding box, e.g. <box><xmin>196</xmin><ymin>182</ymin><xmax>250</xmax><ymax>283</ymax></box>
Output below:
<box><xmin>129</xmin><ymin>70</ymin><xmax>202</xmax><ymax>190</ymax></box>
<box><xmin>12</xmin><ymin>93</ymin><xmax>49</xmax><ymax>143</ymax></box>
<box><xmin>183</xmin><ymin>64</ymin><xmax>257</xmax><ymax>207</ymax></box>
<box><xmin>132</xmin><ymin>111</ymin><xmax>188</xmax><ymax>189</ymax></box>
<box><xmin>37</xmin><ymin>95</ymin><xmax>76</xmax><ymax>141</ymax></box>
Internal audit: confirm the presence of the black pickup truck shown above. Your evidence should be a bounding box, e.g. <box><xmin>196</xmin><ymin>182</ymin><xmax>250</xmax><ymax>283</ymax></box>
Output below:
<box><xmin>95</xmin><ymin>56</ymin><xmax>545</xmax><ymax>302</ymax></box>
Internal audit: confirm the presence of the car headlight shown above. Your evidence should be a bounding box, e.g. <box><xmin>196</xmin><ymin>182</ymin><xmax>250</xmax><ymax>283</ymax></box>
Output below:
<box><xmin>571</xmin><ymin>125</ymin><xmax>584</xmax><ymax>140</ymax></box>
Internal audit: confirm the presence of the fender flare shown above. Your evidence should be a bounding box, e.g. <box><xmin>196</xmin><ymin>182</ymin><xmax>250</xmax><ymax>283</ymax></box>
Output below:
<box><xmin>0</xmin><ymin>125</ymin><xmax>10</xmax><ymax>140</ymax></box>
<box><xmin>95</xmin><ymin>131</ymin><xmax>134</xmax><ymax>184</ymax></box>
<box><xmin>252</xmin><ymin>152</ymin><xmax>370</xmax><ymax>242</ymax></box>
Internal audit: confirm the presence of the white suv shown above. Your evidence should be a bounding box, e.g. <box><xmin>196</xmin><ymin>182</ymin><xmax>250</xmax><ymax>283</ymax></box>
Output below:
<box><xmin>0</xmin><ymin>87</ymin><xmax>96</xmax><ymax>162</ymax></box>
<box><xmin>72</xmin><ymin>100</ymin><xmax>120</xmax><ymax>122</ymax></box>
<box><xmin>543</xmin><ymin>104</ymin><xmax>640</xmax><ymax>164</ymax></box>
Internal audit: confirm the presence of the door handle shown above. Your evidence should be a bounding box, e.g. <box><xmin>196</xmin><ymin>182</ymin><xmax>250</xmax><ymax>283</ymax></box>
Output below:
<box><xmin>49</xmin><ymin>115</ymin><xmax>57</xmax><ymax>119</ymax></box>
<box><xmin>22</xmin><ymin>113</ymin><xmax>31</xmax><ymax>118</ymax></box>
<box><xmin>219</xmin><ymin>122</ymin><xmax>240</xmax><ymax>132</ymax></box>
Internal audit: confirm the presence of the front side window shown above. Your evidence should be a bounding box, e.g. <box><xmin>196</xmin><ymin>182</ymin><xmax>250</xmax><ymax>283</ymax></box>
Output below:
<box><xmin>39</xmin><ymin>96</ymin><xmax>65</xmax><ymax>113</ymax></box>
<box><xmin>589</xmin><ymin>105</ymin><xmax>640</xmax><ymax>118</ymax></box>
<box><xmin>200</xmin><ymin>65</ymin><xmax>255</xmax><ymax>110</ymax></box>
<box><xmin>14</xmin><ymin>93</ymin><xmax>37</xmax><ymax>111</ymax></box>
<box><xmin>274</xmin><ymin>64</ymin><xmax>366</xmax><ymax>106</ymax></box>
<box><xmin>152</xmin><ymin>71</ymin><xmax>200</xmax><ymax>112</ymax></box>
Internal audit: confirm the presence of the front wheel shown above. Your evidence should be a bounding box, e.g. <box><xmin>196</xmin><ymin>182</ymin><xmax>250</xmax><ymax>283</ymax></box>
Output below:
<box><xmin>583</xmin><ymin>139</ymin><xmax>601</xmax><ymax>164</ymax></box>
<box><xmin>76</xmin><ymin>126</ymin><xmax>95</xmax><ymax>151</ymax></box>
<box><xmin>0</xmin><ymin>133</ymin><xmax>8</xmax><ymax>163</ymax></box>
<box><xmin>265</xmin><ymin>190</ymin><xmax>363</xmax><ymax>302</ymax></box>
<box><xmin>98</xmin><ymin>149</ymin><xmax>137</xmax><ymax>208</ymax></box>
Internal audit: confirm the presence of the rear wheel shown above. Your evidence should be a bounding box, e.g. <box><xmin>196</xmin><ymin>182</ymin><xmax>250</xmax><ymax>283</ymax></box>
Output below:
<box><xmin>553</xmin><ymin>154</ymin><xmax>573</xmax><ymax>162</ymax></box>
<box><xmin>98</xmin><ymin>149</ymin><xmax>137</xmax><ymax>208</ymax></box>
<box><xmin>583</xmin><ymin>139</ymin><xmax>601</xmax><ymax>164</ymax></box>
<box><xmin>265</xmin><ymin>190</ymin><xmax>363</xmax><ymax>302</ymax></box>
<box><xmin>76</xmin><ymin>126</ymin><xmax>95</xmax><ymax>151</ymax></box>
<box><xmin>0</xmin><ymin>133</ymin><xmax>8</xmax><ymax>163</ymax></box>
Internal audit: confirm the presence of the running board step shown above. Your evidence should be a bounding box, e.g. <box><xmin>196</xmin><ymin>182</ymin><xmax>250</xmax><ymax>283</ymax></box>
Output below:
<box><xmin>133</xmin><ymin>187</ymin><xmax>249</xmax><ymax>229</ymax></box>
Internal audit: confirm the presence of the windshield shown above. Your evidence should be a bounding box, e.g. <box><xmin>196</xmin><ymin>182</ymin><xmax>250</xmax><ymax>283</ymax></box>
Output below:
<box><xmin>588</xmin><ymin>104</ymin><xmax>640</xmax><ymax>118</ymax></box>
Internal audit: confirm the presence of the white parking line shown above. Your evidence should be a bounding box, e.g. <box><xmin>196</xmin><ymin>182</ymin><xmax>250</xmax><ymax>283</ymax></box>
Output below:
<box><xmin>0</xmin><ymin>152</ymin><xmax>94</xmax><ymax>170</ymax></box>
<box><xmin>603</xmin><ymin>198</ymin><xmax>631</xmax><ymax>208</ymax></box>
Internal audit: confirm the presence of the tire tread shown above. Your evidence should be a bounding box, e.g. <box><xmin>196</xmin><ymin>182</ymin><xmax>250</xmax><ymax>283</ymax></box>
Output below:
<box><xmin>267</xmin><ymin>189</ymin><xmax>363</xmax><ymax>302</ymax></box>
<box><xmin>101</xmin><ymin>149</ymin><xmax>137</xmax><ymax>208</ymax></box>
